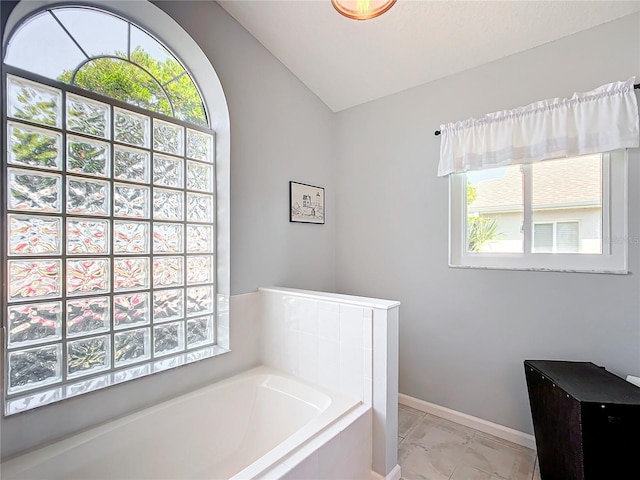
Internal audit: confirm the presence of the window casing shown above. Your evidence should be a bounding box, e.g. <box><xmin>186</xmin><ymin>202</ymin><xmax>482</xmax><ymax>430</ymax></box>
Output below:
<box><xmin>449</xmin><ymin>151</ymin><xmax>628</xmax><ymax>273</ymax></box>
<box><xmin>2</xmin><ymin>5</ymin><xmax>227</xmax><ymax>415</ymax></box>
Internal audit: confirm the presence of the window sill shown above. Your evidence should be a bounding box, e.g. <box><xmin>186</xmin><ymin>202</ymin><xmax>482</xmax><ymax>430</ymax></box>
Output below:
<box><xmin>448</xmin><ymin>263</ymin><xmax>629</xmax><ymax>275</ymax></box>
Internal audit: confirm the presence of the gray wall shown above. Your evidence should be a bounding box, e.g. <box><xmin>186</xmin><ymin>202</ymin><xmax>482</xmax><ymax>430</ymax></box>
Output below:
<box><xmin>1</xmin><ymin>0</ymin><xmax>336</xmax><ymax>459</ymax></box>
<box><xmin>153</xmin><ymin>1</ymin><xmax>337</xmax><ymax>295</ymax></box>
<box><xmin>335</xmin><ymin>14</ymin><xmax>640</xmax><ymax>434</ymax></box>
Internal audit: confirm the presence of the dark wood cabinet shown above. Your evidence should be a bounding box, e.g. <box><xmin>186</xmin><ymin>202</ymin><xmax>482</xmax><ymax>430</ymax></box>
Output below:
<box><xmin>525</xmin><ymin>360</ymin><xmax>640</xmax><ymax>480</ymax></box>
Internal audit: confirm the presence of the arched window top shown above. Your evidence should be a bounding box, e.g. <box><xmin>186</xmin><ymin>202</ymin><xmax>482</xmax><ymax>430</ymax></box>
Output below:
<box><xmin>4</xmin><ymin>6</ymin><xmax>208</xmax><ymax>126</ymax></box>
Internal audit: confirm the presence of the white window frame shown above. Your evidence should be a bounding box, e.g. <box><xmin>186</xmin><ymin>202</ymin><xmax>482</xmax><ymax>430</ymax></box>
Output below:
<box><xmin>449</xmin><ymin>151</ymin><xmax>628</xmax><ymax>273</ymax></box>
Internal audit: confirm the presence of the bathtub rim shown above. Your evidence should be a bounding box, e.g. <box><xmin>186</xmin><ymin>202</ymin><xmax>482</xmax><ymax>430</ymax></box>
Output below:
<box><xmin>1</xmin><ymin>365</ymin><xmax>361</xmax><ymax>479</ymax></box>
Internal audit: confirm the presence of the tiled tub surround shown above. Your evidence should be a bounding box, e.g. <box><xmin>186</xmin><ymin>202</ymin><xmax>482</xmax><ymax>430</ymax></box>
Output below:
<box><xmin>1</xmin><ymin>366</ymin><xmax>361</xmax><ymax>480</ymax></box>
<box><xmin>1</xmin><ymin>288</ymin><xmax>399</xmax><ymax>480</ymax></box>
<box><xmin>259</xmin><ymin>287</ymin><xmax>401</xmax><ymax>479</ymax></box>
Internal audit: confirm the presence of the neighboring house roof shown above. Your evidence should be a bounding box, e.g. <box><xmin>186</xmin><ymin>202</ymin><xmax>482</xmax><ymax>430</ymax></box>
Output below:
<box><xmin>468</xmin><ymin>156</ymin><xmax>601</xmax><ymax>213</ymax></box>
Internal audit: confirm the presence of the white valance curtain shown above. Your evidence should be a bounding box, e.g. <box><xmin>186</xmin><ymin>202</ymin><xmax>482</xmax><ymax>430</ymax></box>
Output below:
<box><xmin>437</xmin><ymin>78</ymin><xmax>639</xmax><ymax>177</ymax></box>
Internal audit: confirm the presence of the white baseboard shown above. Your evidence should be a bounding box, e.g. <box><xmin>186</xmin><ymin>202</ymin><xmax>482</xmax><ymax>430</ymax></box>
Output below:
<box><xmin>399</xmin><ymin>393</ymin><xmax>536</xmax><ymax>451</ymax></box>
<box><xmin>385</xmin><ymin>464</ymin><xmax>401</xmax><ymax>480</ymax></box>
<box><xmin>368</xmin><ymin>464</ymin><xmax>401</xmax><ymax>480</ymax></box>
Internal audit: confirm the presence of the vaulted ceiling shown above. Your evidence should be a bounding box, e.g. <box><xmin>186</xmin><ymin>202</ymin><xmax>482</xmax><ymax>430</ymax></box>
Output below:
<box><xmin>219</xmin><ymin>1</ymin><xmax>640</xmax><ymax>112</ymax></box>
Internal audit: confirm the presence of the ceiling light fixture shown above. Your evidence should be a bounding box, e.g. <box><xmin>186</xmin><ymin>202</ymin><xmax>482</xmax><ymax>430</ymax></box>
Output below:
<box><xmin>331</xmin><ymin>0</ymin><xmax>396</xmax><ymax>20</ymax></box>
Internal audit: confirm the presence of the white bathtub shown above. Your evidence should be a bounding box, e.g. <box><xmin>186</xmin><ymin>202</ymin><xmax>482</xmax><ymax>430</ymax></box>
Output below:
<box><xmin>1</xmin><ymin>366</ymin><xmax>361</xmax><ymax>480</ymax></box>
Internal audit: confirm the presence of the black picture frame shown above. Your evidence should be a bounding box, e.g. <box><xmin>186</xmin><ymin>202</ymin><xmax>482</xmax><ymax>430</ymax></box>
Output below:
<box><xmin>289</xmin><ymin>181</ymin><xmax>325</xmax><ymax>224</ymax></box>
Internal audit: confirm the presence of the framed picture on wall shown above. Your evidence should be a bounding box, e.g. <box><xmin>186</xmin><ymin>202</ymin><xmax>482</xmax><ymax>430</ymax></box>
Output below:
<box><xmin>290</xmin><ymin>181</ymin><xmax>325</xmax><ymax>224</ymax></box>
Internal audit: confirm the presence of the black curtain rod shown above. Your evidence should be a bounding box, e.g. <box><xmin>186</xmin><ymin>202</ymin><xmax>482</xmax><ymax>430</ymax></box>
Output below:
<box><xmin>433</xmin><ymin>83</ymin><xmax>640</xmax><ymax>136</ymax></box>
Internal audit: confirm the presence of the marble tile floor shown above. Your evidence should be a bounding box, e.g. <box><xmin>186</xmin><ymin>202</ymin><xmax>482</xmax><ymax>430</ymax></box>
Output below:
<box><xmin>398</xmin><ymin>405</ymin><xmax>541</xmax><ymax>480</ymax></box>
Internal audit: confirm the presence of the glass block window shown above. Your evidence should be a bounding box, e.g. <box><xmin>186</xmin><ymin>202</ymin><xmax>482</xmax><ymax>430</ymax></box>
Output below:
<box><xmin>3</xmin><ymin>71</ymin><xmax>216</xmax><ymax>413</ymax></box>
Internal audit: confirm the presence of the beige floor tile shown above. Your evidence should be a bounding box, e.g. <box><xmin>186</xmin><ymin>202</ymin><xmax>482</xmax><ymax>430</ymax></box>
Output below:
<box><xmin>403</xmin><ymin>414</ymin><xmax>475</xmax><ymax>460</ymax></box>
<box><xmin>399</xmin><ymin>406</ymin><xmax>425</xmax><ymax>438</ymax></box>
<box><xmin>460</xmin><ymin>435</ymin><xmax>536</xmax><ymax>480</ymax></box>
<box><xmin>397</xmin><ymin>405</ymin><xmax>539</xmax><ymax>480</ymax></box>
<box><xmin>474</xmin><ymin>432</ymin><xmax>535</xmax><ymax>455</ymax></box>
<box><xmin>450</xmin><ymin>465</ymin><xmax>494</xmax><ymax>480</ymax></box>
<box><xmin>532</xmin><ymin>458</ymin><xmax>540</xmax><ymax>480</ymax></box>
<box><xmin>399</xmin><ymin>442</ymin><xmax>457</xmax><ymax>480</ymax></box>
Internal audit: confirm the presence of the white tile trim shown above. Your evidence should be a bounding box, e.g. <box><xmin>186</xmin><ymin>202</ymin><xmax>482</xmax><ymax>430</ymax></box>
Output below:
<box><xmin>398</xmin><ymin>393</ymin><xmax>536</xmax><ymax>451</ymax></box>
<box><xmin>367</xmin><ymin>464</ymin><xmax>400</xmax><ymax>480</ymax></box>
<box><xmin>259</xmin><ymin>287</ymin><xmax>400</xmax><ymax>310</ymax></box>
<box><xmin>385</xmin><ymin>464</ymin><xmax>402</xmax><ymax>480</ymax></box>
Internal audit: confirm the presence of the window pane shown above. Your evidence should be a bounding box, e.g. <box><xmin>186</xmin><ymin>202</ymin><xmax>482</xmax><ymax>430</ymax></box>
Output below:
<box><xmin>557</xmin><ymin>222</ymin><xmax>580</xmax><ymax>253</ymax></box>
<box><xmin>67</xmin><ymin>335</ymin><xmax>110</xmax><ymax>379</ymax></box>
<box><xmin>114</xmin><ymin>221</ymin><xmax>150</xmax><ymax>254</ymax></box>
<box><xmin>67</xmin><ymin>218</ymin><xmax>110</xmax><ymax>255</ymax></box>
<box><xmin>187</xmin><ymin>285</ymin><xmax>214</xmax><ymax>317</ymax></box>
<box><xmin>186</xmin><ymin>193</ymin><xmax>214</xmax><ymax>223</ymax></box>
<box><xmin>67</xmin><ymin>136</ymin><xmax>110</xmax><ymax>177</ymax></box>
<box><xmin>9</xmin><ymin>259</ymin><xmax>62</xmax><ymax>301</ymax></box>
<box><xmin>66</xmin><ymin>94</ymin><xmax>110</xmax><ymax>139</ymax></box>
<box><xmin>130</xmin><ymin>26</ymin><xmax>207</xmax><ymax>126</ymax></box>
<box><xmin>153</xmin><ymin>289</ymin><xmax>184</xmax><ymax>323</ymax></box>
<box><xmin>8</xmin><ymin>121</ymin><xmax>62</xmax><ymax>171</ymax></box>
<box><xmin>153</xmin><ymin>189</ymin><xmax>183</xmax><ymax>221</ymax></box>
<box><xmin>187</xmin><ymin>316</ymin><xmax>214</xmax><ymax>348</ymax></box>
<box><xmin>153</xmin><ymin>256</ymin><xmax>183</xmax><ymax>287</ymax></box>
<box><xmin>166</xmin><ymin>74</ymin><xmax>207</xmax><ymax>127</ymax></box>
<box><xmin>8</xmin><ymin>302</ymin><xmax>62</xmax><ymax>348</ymax></box>
<box><xmin>114</xmin><ymin>184</ymin><xmax>149</xmax><ymax>219</ymax></box>
<box><xmin>186</xmin><ymin>225</ymin><xmax>213</xmax><ymax>253</ymax></box>
<box><xmin>153</xmin><ymin>223</ymin><xmax>184</xmax><ymax>253</ymax></box>
<box><xmin>114</xmin><ymin>258</ymin><xmax>150</xmax><ymax>292</ymax></box>
<box><xmin>187</xmin><ymin>161</ymin><xmax>213</xmax><ymax>192</ymax></box>
<box><xmin>9</xmin><ymin>214</ymin><xmax>62</xmax><ymax>256</ymax></box>
<box><xmin>66</xmin><ymin>297</ymin><xmax>110</xmax><ymax>338</ymax></box>
<box><xmin>130</xmin><ymin>25</ymin><xmax>176</xmax><ymax>80</ymax></box>
<box><xmin>153</xmin><ymin>120</ymin><xmax>184</xmax><ymax>156</ymax></box>
<box><xmin>153</xmin><ymin>154</ymin><xmax>183</xmax><ymax>188</ymax></box>
<box><xmin>114</xmin><ymin>328</ymin><xmax>150</xmax><ymax>366</ymax></box>
<box><xmin>114</xmin><ymin>109</ymin><xmax>150</xmax><ymax>148</ymax></box>
<box><xmin>114</xmin><ymin>293</ymin><xmax>150</xmax><ymax>329</ymax></box>
<box><xmin>53</xmin><ymin>8</ymin><xmax>128</xmax><ymax>58</ymax></box>
<box><xmin>8</xmin><ymin>168</ymin><xmax>61</xmax><ymax>213</ymax></box>
<box><xmin>187</xmin><ymin>129</ymin><xmax>214</xmax><ymax>162</ymax></box>
<box><xmin>533</xmin><ymin>223</ymin><xmax>553</xmax><ymax>253</ymax></box>
<box><xmin>154</xmin><ymin>321</ymin><xmax>185</xmax><ymax>357</ymax></box>
<box><xmin>187</xmin><ymin>255</ymin><xmax>214</xmax><ymax>285</ymax></box>
<box><xmin>66</xmin><ymin>258</ymin><xmax>110</xmax><ymax>296</ymax></box>
<box><xmin>114</xmin><ymin>146</ymin><xmax>149</xmax><ymax>183</ymax></box>
<box><xmin>8</xmin><ymin>75</ymin><xmax>62</xmax><ymax>128</ymax></box>
<box><xmin>466</xmin><ymin>165</ymin><xmax>523</xmax><ymax>253</ymax></box>
<box><xmin>5</xmin><ymin>15</ymin><xmax>85</xmax><ymax>82</ymax></box>
<box><xmin>8</xmin><ymin>344</ymin><xmax>62</xmax><ymax>394</ymax></box>
<box><xmin>532</xmin><ymin>156</ymin><xmax>602</xmax><ymax>254</ymax></box>
<box><xmin>72</xmin><ymin>58</ymin><xmax>172</xmax><ymax>117</ymax></box>
<box><xmin>66</xmin><ymin>177</ymin><xmax>110</xmax><ymax>216</ymax></box>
